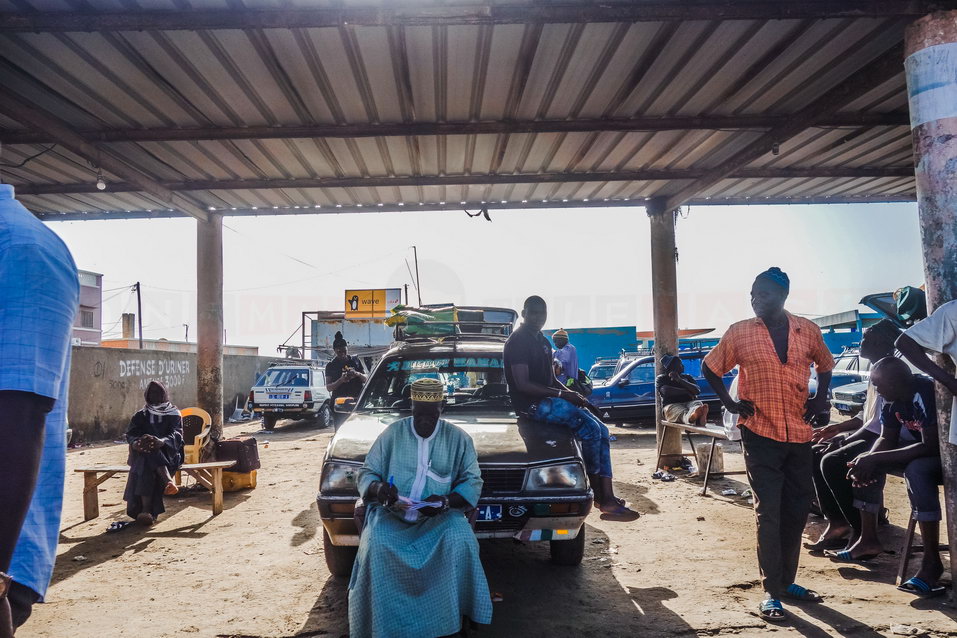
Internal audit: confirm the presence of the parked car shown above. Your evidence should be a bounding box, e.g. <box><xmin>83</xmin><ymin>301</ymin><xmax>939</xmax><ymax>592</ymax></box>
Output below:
<box><xmin>587</xmin><ymin>360</ymin><xmax>617</xmax><ymax>384</ymax></box>
<box><xmin>590</xmin><ymin>351</ymin><xmax>735</xmax><ymax>423</ymax></box>
<box><xmin>248</xmin><ymin>363</ymin><xmax>333</xmax><ymax>430</ymax></box>
<box><xmin>317</xmin><ymin>308</ymin><xmax>593</xmax><ymax>576</ymax></box>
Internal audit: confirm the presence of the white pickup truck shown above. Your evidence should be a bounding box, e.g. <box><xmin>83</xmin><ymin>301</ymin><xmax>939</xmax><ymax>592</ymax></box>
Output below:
<box><xmin>248</xmin><ymin>363</ymin><xmax>333</xmax><ymax>430</ymax></box>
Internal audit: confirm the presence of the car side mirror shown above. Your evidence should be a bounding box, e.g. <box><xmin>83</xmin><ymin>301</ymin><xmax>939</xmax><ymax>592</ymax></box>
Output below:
<box><xmin>334</xmin><ymin>397</ymin><xmax>356</xmax><ymax>413</ymax></box>
<box><xmin>618</xmin><ymin>378</ymin><xmax>629</xmax><ymax>387</ymax></box>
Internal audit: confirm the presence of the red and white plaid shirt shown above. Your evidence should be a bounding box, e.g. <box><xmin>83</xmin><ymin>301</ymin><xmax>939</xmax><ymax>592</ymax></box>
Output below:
<box><xmin>704</xmin><ymin>312</ymin><xmax>834</xmax><ymax>443</ymax></box>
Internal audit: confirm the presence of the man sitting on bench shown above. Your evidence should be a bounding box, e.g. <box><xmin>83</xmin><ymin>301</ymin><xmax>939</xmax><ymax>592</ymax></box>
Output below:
<box><xmin>122</xmin><ymin>381</ymin><xmax>184</xmax><ymax>527</ymax></box>
<box><xmin>657</xmin><ymin>355</ymin><xmax>708</xmax><ymax>427</ymax></box>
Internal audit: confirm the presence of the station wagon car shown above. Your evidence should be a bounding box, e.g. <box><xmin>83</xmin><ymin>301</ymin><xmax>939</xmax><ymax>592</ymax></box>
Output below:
<box><xmin>248</xmin><ymin>363</ymin><xmax>332</xmax><ymax>430</ymax></box>
<box><xmin>317</xmin><ymin>309</ymin><xmax>593</xmax><ymax>576</ymax></box>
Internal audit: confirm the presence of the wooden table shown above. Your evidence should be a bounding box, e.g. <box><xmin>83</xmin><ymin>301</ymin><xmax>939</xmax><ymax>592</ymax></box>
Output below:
<box><xmin>75</xmin><ymin>460</ymin><xmax>236</xmax><ymax>520</ymax></box>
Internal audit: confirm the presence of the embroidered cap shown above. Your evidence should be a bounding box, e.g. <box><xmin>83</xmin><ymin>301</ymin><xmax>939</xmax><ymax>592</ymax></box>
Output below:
<box><xmin>411</xmin><ymin>378</ymin><xmax>444</xmax><ymax>403</ymax></box>
<box><xmin>553</xmin><ymin>328</ymin><xmax>569</xmax><ymax>340</ymax></box>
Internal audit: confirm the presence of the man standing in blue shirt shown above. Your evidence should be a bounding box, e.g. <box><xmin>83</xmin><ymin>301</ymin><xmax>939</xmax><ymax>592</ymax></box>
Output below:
<box><xmin>551</xmin><ymin>329</ymin><xmax>578</xmax><ymax>386</ymax></box>
<box><xmin>0</xmin><ymin>184</ymin><xmax>79</xmax><ymax>636</ymax></box>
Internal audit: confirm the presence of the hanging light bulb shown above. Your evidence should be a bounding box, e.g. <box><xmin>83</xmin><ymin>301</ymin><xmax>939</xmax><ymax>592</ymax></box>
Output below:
<box><xmin>95</xmin><ymin>167</ymin><xmax>106</xmax><ymax>191</ymax></box>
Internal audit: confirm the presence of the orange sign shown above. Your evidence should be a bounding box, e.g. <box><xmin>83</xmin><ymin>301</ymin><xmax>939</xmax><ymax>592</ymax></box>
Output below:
<box><xmin>344</xmin><ymin>289</ymin><xmax>402</xmax><ymax>318</ymax></box>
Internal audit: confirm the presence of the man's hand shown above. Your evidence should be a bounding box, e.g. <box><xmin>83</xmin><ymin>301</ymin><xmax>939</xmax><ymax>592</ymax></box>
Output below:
<box><xmin>803</xmin><ymin>406</ymin><xmax>831</xmax><ymax>428</ymax></box>
<box><xmin>373</xmin><ymin>481</ymin><xmax>398</xmax><ymax>507</ymax></box>
<box><xmin>724</xmin><ymin>399</ymin><xmax>755</xmax><ymax>418</ymax></box>
<box><xmin>419</xmin><ymin>494</ymin><xmax>448</xmax><ymax>517</ymax></box>
<box><xmin>561</xmin><ymin>390</ymin><xmax>587</xmax><ymax>408</ymax></box>
<box><xmin>811</xmin><ymin>423</ymin><xmax>842</xmax><ymax>443</ymax></box>
<box><xmin>847</xmin><ymin>453</ymin><xmax>878</xmax><ymax>486</ymax></box>
<box><xmin>668</xmin><ymin>370</ymin><xmax>681</xmax><ymax>382</ymax></box>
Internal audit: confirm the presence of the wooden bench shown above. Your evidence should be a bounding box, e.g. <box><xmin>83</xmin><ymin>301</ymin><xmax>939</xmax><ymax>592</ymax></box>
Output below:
<box><xmin>75</xmin><ymin>461</ymin><xmax>236</xmax><ymax>521</ymax></box>
<box><xmin>656</xmin><ymin>421</ymin><xmax>747</xmax><ymax>496</ymax></box>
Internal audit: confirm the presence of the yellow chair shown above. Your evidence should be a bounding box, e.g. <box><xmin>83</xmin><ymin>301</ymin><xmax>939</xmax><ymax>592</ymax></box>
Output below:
<box><xmin>176</xmin><ymin>407</ymin><xmax>211</xmax><ymax>485</ymax></box>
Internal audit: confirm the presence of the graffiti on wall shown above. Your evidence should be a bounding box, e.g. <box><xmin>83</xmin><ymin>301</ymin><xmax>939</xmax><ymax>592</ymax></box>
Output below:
<box><xmin>115</xmin><ymin>358</ymin><xmax>192</xmax><ymax>391</ymax></box>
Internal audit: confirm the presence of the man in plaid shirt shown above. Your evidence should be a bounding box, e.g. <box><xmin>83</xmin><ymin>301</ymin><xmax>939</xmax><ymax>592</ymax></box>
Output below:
<box><xmin>703</xmin><ymin>267</ymin><xmax>834</xmax><ymax>623</ymax></box>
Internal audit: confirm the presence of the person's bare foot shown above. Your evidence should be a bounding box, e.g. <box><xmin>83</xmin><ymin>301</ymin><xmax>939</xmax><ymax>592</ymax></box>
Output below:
<box><xmin>913</xmin><ymin>556</ymin><xmax>944</xmax><ymax>588</ymax></box>
<box><xmin>826</xmin><ymin>536</ymin><xmax>882</xmax><ymax>560</ymax></box>
<box><xmin>164</xmin><ymin>481</ymin><xmax>179</xmax><ymax>496</ymax></box>
<box><xmin>688</xmin><ymin>404</ymin><xmax>708</xmax><ymax>424</ymax></box>
<box><xmin>805</xmin><ymin>523</ymin><xmax>851</xmax><ymax>551</ymax></box>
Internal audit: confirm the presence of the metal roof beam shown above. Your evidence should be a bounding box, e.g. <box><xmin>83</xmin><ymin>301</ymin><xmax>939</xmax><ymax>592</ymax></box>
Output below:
<box><xmin>12</xmin><ymin>166</ymin><xmax>914</xmax><ymax>196</ymax></box>
<box><xmin>30</xmin><ymin>193</ymin><xmax>919</xmax><ymax>221</ymax></box>
<box><xmin>0</xmin><ymin>93</ymin><xmax>209</xmax><ymax>221</ymax></box>
<box><xmin>0</xmin><ymin>113</ymin><xmax>910</xmax><ymax>145</ymax></box>
<box><xmin>0</xmin><ymin>2</ymin><xmax>945</xmax><ymax>32</ymax></box>
<box><xmin>660</xmin><ymin>43</ymin><xmax>908</xmax><ymax>213</ymax></box>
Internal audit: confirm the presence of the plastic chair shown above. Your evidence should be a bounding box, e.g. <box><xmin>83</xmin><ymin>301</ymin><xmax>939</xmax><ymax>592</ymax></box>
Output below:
<box><xmin>176</xmin><ymin>407</ymin><xmax>211</xmax><ymax>485</ymax></box>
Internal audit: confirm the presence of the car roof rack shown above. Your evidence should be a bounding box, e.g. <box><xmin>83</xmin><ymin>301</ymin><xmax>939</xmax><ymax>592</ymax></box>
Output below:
<box><xmin>389</xmin><ymin>305</ymin><xmax>517</xmax><ymax>342</ymax></box>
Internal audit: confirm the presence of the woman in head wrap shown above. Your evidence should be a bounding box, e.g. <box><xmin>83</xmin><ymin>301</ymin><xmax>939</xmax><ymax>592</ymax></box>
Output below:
<box><xmin>122</xmin><ymin>381</ymin><xmax>184</xmax><ymax>526</ymax></box>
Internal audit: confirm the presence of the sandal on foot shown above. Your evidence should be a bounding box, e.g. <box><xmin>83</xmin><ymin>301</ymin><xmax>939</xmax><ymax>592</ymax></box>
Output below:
<box><xmin>824</xmin><ymin>549</ymin><xmax>880</xmax><ymax>562</ymax></box>
<box><xmin>164</xmin><ymin>481</ymin><xmax>179</xmax><ymax>496</ymax></box>
<box><xmin>759</xmin><ymin>598</ymin><xmax>787</xmax><ymax>622</ymax></box>
<box><xmin>784</xmin><ymin>584</ymin><xmax>823</xmax><ymax>602</ymax></box>
<box><xmin>106</xmin><ymin>520</ymin><xmax>134</xmax><ymax>534</ymax></box>
<box><xmin>803</xmin><ymin>537</ymin><xmax>847</xmax><ymax>552</ymax></box>
<box><xmin>897</xmin><ymin>577</ymin><xmax>946</xmax><ymax>598</ymax></box>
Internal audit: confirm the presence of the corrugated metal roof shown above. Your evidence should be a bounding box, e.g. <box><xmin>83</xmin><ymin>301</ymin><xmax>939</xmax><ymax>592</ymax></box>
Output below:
<box><xmin>0</xmin><ymin>1</ymin><xmax>924</xmax><ymax>219</ymax></box>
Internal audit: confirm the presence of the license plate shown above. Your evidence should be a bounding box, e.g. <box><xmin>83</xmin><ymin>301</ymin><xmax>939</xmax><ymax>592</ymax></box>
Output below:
<box><xmin>835</xmin><ymin>403</ymin><xmax>850</xmax><ymax>411</ymax></box>
<box><xmin>272</xmin><ymin>408</ymin><xmax>284</xmax><ymax>412</ymax></box>
<box><xmin>268</xmin><ymin>394</ymin><xmax>289</xmax><ymax>400</ymax></box>
<box><xmin>476</xmin><ymin>504</ymin><xmax>502</xmax><ymax>521</ymax></box>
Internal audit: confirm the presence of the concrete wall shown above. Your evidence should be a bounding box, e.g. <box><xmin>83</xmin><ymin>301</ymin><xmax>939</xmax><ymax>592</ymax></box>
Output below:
<box><xmin>68</xmin><ymin>346</ymin><xmax>279</xmax><ymax>441</ymax></box>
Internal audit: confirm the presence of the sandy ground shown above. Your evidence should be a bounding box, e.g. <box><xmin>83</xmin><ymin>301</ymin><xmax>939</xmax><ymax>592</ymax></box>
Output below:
<box><xmin>19</xmin><ymin>417</ymin><xmax>957</xmax><ymax>638</ymax></box>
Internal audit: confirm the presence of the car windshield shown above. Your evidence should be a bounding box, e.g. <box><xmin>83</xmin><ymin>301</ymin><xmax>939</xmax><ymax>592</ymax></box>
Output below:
<box><xmin>260</xmin><ymin>368</ymin><xmax>310</xmax><ymax>387</ymax></box>
<box><xmin>590</xmin><ymin>365</ymin><xmax>615</xmax><ymax>381</ymax></box>
<box><xmin>359</xmin><ymin>354</ymin><xmax>509</xmax><ymax>411</ymax></box>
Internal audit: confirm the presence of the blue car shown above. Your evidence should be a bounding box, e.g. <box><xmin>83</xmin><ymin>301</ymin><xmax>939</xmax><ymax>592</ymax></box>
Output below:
<box><xmin>590</xmin><ymin>351</ymin><xmax>735</xmax><ymax>423</ymax></box>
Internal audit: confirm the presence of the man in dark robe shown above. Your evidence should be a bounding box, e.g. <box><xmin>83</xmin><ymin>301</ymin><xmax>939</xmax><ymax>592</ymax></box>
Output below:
<box><xmin>326</xmin><ymin>331</ymin><xmax>367</xmax><ymax>428</ymax></box>
<box><xmin>123</xmin><ymin>381</ymin><xmax>184</xmax><ymax>526</ymax></box>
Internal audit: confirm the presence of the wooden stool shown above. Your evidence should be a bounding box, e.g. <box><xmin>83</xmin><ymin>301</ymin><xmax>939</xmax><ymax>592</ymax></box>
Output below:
<box><xmin>896</xmin><ymin>510</ymin><xmax>950</xmax><ymax>585</ymax></box>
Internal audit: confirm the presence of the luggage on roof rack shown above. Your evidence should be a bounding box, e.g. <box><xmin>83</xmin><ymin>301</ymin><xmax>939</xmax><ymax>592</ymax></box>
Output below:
<box><xmin>385</xmin><ymin>305</ymin><xmax>517</xmax><ymax>341</ymax></box>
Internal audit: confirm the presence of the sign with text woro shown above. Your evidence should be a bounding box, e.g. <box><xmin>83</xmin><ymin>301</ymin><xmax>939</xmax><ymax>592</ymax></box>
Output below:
<box><xmin>344</xmin><ymin>288</ymin><xmax>402</xmax><ymax>318</ymax></box>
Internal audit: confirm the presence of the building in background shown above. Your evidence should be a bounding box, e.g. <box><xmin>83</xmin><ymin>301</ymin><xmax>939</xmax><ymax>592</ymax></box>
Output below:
<box><xmin>73</xmin><ymin>269</ymin><xmax>102</xmax><ymax>346</ymax></box>
<box><xmin>100</xmin><ymin>337</ymin><xmax>258</xmax><ymax>356</ymax></box>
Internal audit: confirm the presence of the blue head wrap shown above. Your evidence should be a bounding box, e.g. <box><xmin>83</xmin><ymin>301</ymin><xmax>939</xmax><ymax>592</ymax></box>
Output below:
<box><xmin>755</xmin><ymin>267</ymin><xmax>790</xmax><ymax>293</ymax></box>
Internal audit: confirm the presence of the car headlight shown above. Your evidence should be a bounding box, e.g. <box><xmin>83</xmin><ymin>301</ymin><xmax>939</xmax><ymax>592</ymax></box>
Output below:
<box><xmin>526</xmin><ymin>463</ymin><xmax>586</xmax><ymax>491</ymax></box>
<box><xmin>853</xmin><ymin>392</ymin><xmax>866</xmax><ymax>403</ymax></box>
<box><xmin>320</xmin><ymin>462</ymin><xmax>361</xmax><ymax>495</ymax></box>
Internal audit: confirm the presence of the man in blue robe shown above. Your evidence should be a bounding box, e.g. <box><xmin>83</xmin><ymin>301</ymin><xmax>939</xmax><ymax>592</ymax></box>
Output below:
<box><xmin>348</xmin><ymin>378</ymin><xmax>492</xmax><ymax>637</ymax></box>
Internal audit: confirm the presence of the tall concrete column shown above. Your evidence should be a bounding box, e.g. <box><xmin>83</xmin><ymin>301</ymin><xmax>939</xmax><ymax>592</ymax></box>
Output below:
<box><xmin>648</xmin><ymin>198</ymin><xmax>682</xmax><ymax>463</ymax></box>
<box><xmin>197</xmin><ymin>213</ymin><xmax>224</xmax><ymax>440</ymax></box>
<box><xmin>905</xmin><ymin>11</ymin><xmax>957</xmax><ymax>602</ymax></box>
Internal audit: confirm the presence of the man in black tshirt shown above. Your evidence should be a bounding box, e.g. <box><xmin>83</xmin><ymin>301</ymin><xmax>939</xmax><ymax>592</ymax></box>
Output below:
<box><xmin>325</xmin><ymin>332</ymin><xmax>367</xmax><ymax>427</ymax></box>
<box><xmin>504</xmin><ymin>296</ymin><xmax>636</xmax><ymax>519</ymax></box>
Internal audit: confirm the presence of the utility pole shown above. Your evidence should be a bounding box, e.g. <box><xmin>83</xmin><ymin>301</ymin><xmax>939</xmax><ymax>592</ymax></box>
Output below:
<box><xmin>412</xmin><ymin>245</ymin><xmax>422</xmax><ymax>306</ymax></box>
<box><xmin>404</xmin><ymin>283</ymin><xmax>409</xmax><ymax>305</ymax></box>
<box><xmin>133</xmin><ymin>282</ymin><xmax>143</xmax><ymax>349</ymax></box>
<box><xmin>183</xmin><ymin>323</ymin><xmax>189</xmax><ymax>343</ymax></box>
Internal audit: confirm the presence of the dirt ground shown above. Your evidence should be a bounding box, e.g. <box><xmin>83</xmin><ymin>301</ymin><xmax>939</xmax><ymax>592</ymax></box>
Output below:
<box><xmin>20</xmin><ymin>417</ymin><xmax>957</xmax><ymax>638</ymax></box>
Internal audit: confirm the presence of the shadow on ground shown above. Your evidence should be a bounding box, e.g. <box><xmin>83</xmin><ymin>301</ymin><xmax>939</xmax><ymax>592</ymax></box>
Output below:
<box><xmin>292</xmin><ymin>524</ymin><xmax>694</xmax><ymax>638</ymax></box>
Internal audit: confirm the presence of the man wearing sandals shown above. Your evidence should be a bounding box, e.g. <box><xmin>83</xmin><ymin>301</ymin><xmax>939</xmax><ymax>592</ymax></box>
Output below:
<box><xmin>844</xmin><ymin>357</ymin><xmax>945</xmax><ymax>597</ymax></box>
<box><xmin>504</xmin><ymin>296</ymin><xmax>638</xmax><ymax>519</ymax></box>
<box><xmin>703</xmin><ymin>267</ymin><xmax>834</xmax><ymax>622</ymax></box>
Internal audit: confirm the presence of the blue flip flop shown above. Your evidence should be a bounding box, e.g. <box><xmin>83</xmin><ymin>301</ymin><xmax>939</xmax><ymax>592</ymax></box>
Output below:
<box><xmin>759</xmin><ymin>598</ymin><xmax>787</xmax><ymax>622</ymax></box>
<box><xmin>898</xmin><ymin>577</ymin><xmax>946</xmax><ymax>598</ymax></box>
<box><xmin>824</xmin><ymin>549</ymin><xmax>880</xmax><ymax>562</ymax></box>
<box><xmin>784</xmin><ymin>583</ymin><xmax>823</xmax><ymax>602</ymax></box>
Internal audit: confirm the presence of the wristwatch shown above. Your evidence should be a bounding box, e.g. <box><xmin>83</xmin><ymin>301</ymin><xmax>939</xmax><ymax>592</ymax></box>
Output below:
<box><xmin>0</xmin><ymin>570</ymin><xmax>12</xmax><ymax>599</ymax></box>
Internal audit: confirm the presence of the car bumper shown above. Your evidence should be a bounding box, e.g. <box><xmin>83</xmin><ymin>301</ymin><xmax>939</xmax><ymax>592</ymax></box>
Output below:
<box><xmin>318</xmin><ymin>492</ymin><xmax>593</xmax><ymax>545</ymax></box>
<box><xmin>831</xmin><ymin>400</ymin><xmax>864</xmax><ymax>413</ymax></box>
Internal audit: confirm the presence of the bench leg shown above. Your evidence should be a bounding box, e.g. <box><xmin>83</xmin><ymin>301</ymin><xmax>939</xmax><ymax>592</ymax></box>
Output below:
<box><xmin>174</xmin><ymin>469</ymin><xmax>182</xmax><ymax>486</ymax></box>
<box><xmin>83</xmin><ymin>472</ymin><xmax>100</xmax><ymax>521</ymax></box>
<box><xmin>702</xmin><ymin>438</ymin><xmax>717</xmax><ymax>496</ymax></box>
<box><xmin>212</xmin><ymin>468</ymin><xmax>224</xmax><ymax>515</ymax></box>
<box><xmin>897</xmin><ymin>515</ymin><xmax>918</xmax><ymax>585</ymax></box>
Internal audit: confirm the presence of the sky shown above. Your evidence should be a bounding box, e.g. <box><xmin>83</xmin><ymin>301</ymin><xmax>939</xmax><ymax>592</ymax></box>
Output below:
<box><xmin>47</xmin><ymin>202</ymin><xmax>927</xmax><ymax>355</ymax></box>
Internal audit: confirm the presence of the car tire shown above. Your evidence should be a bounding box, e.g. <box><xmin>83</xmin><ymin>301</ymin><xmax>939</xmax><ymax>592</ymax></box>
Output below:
<box><xmin>314</xmin><ymin>403</ymin><xmax>333</xmax><ymax>429</ymax></box>
<box><xmin>323</xmin><ymin>528</ymin><xmax>358</xmax><ymax>578</ymax></box>
<box><xmin>262</xmin><ymin>414</ymin><xmax>278</xmax><ymax>431</ymax></box>
<box><xmin>549</xmin><ymin>524</ymin><xmax>585</xmax><ymax>566</ymax></box>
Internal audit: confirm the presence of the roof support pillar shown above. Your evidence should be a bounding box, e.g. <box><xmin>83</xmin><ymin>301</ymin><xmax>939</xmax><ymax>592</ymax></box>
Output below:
<box><xmin>197</xmin><ymin>213</ymin><xmax>224</xmax><ymax>440</ymax></box>
<box><xmin>647</xmin><ymin>198</ymin><xmax>682</xmax><ymax>463</ymax></box>
<box><xmin>905</xmin><ymin>9</ymin><xmax>957</xmax><ymax>603</ymax></box>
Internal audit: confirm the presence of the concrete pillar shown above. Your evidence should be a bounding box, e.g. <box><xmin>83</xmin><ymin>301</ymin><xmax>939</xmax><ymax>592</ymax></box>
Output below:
<box><xmin>197</xmin><ymin>213</ymin><xmax>224</xmax><ymax>440</ymax></box>
<box><xmin>647</xmin><ymin>198</ymin><xmax>683</xmax><ymax>463</ymax></box>
<box><xmin>905</xmin><ymin>10</ymin><xmax>957</xmax><ymax>602</ymax></box>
